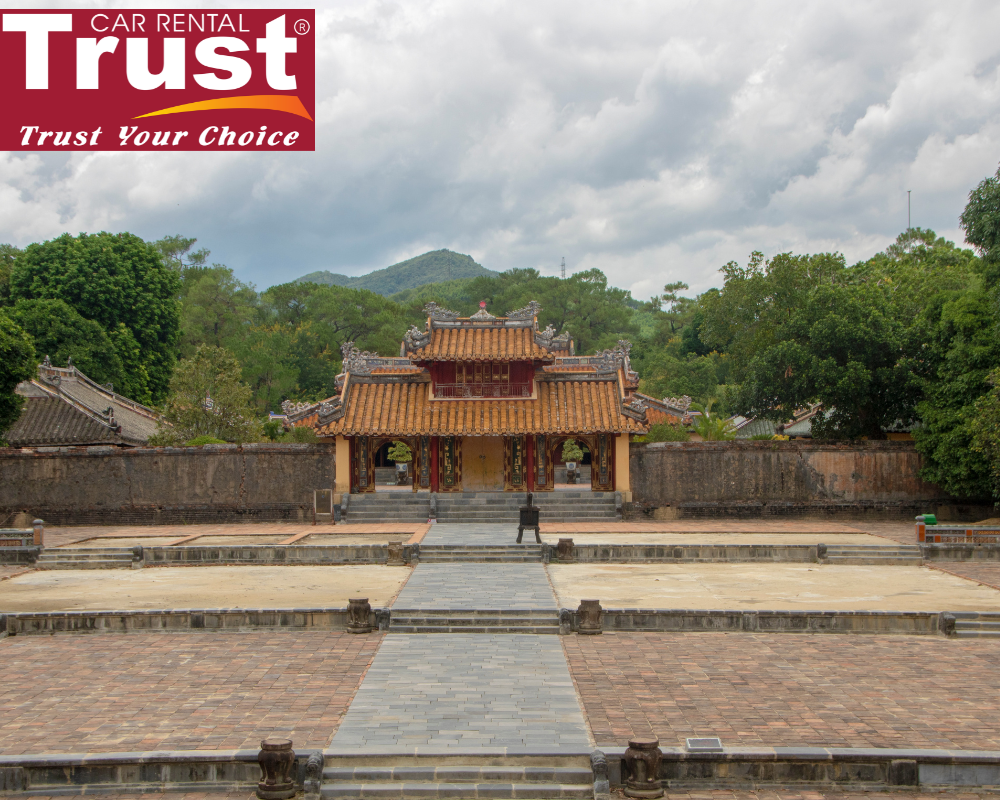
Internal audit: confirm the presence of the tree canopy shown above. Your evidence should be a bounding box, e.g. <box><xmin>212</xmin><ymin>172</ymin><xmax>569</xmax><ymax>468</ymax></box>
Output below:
<box><xmin>10</xmin><ymin>232</ymin><xmax>181</xmax><ymax>403</ymax></box>
<box><xmin>0</xmin><ymin>315</ymin><xmax>36</xmax><ymax>442</ymax></box>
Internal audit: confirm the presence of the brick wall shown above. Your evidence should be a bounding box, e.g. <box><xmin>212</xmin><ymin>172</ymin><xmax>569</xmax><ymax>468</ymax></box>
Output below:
<box><xmin>0</xmin><ymin>443</ymin><xmax>336</xmax><ymax>525</ymax></box>
<box><xmin>630</xmin><ymin>440</ymin><xmax>993</xmax><ymax>520</ymax></box>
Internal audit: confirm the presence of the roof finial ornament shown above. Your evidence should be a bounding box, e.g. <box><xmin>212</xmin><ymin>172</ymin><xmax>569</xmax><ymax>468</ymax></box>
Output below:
<box><xmin>470</xmin><ymin>301</ymin><xmax>496</xmax><ymax>322</ymax></box>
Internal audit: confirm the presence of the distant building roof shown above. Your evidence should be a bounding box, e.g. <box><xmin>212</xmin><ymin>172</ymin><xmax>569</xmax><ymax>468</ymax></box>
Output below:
<box><xmin>6</xmin><ymin>359</ymin><xmax>161</xmax><ymax>447</ymax></box>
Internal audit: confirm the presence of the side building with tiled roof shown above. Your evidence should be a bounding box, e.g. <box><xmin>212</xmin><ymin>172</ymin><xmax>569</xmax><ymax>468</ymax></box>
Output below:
<box><xmin>6</xmin><ymin>357</ymin><xmax>162</xmax><ymax>448</ymax></box>
<box><xmin>289</xmin><ymin>301</ymin><xmax>650</xmax><ymax>495</ymax></box>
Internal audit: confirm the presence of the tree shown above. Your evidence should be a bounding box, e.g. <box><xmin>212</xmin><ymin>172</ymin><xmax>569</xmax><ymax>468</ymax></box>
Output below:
<box><xmin>388</xmin><ymin>441</ymin><xmax>413</xmax><ymax>462</ymax></box>
<box><xmin>10</xmin><ymin>232</ymin><xmax>181</xmax><ymax>402</ymax></box>
<box><xmin>4</xmin><ymin>299</ymin><xmax>126</xmax><ymax>391</ymax></box>
<box><xmin>0</xmin><ymin>243</ymin><xmax>21</xmax><ymax>307</ymax></box>
<box><xmin>690</xmin><ymin>400</ymin><xmax>737</xmax><ymax>441</ymax></box>
<box><xmin>153</xmin><ymin>235</ymin><xmax>210</xmax><ymax>273</ymax></box>
<box><xmin>152</xmin><ymin>345</ymin><xmax>262</xmax><ymax>444</ymax></box>
<box><xmin>179</xmin><ymin>265</ymin><xmax>258</xmax><ymax>356</ymax></box>
<box><xmin>232</xmin><ymin>324</ymin><xmax>299</xmax><ymax>413</ymax></box>
<box><xmin>971</xmin><ymin>368</ymin><xmax>1000</xmax><ymax>501</ymax></box>
<box><xmin>0</xmin><ymin>315</ymin><xmax>36</xmax><ymax>442</ymax></box>
<box><xmin>561</xmin><ymin>440</ymin><xmax>584</xmax><ymax>463</ymax></box>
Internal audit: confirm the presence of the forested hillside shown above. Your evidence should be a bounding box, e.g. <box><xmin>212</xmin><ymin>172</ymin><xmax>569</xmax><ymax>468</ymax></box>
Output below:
<box><xmin>295</xmin><ymin>249</ymin><xmax>497</xmax><ymax>296</ymax></box>
<box><xmin>2</xmin><ymin>169</ymin><xmax>1000</xmax><ymax>500</ymax></box>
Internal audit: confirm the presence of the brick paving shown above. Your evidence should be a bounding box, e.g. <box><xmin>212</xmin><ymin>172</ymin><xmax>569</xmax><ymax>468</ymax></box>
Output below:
<box><xmin>0</xmin><ymin>632</ymin><xmax>381</xmax><ymax>754</ymax></box>
<box><xmin>25</xmin><ymin>795</ymin><xmax>254</xmax><ymax>800</ymax></box>
<box><xmin>565</xmin><ymin>632</ymin><xmax>1000</xmax><ymax>750</ymax></box>
<box><xmin>42</xmin><ymin>523</ymin><xmax>425</xmax><ymax>548</ymax></box>
<box><xmin>931</xmin><ymin>563</ymin><xmax>1000</xmax><ymax>591</ymax></box>
<box><xmin>0</xmin><ymin>566</ymin><xmax>32</xmax><ymax>581</ymax></box>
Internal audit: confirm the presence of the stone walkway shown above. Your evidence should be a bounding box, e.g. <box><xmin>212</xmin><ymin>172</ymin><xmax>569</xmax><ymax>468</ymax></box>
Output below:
<box><xmin>329</xmin><ymin>634</ymin><xmax>591</xmax><ymax>751</ymax></box>
<box><xmin>422</xmin><ymin>522</ymin><xmax>523</xmax><ymax>544</ymax></box>
<box><xmin>392</xmin><ymin>563</ymin><xmax>556</xmax><ymax>610</ymax></box>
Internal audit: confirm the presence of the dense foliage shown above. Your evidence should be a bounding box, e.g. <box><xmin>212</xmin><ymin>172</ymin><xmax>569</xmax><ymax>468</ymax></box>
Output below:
<box><xmin>149</xmin><ymin>345</ymin><xmax>262</xmax><ymax>444</ymax></box>
<box><xmin>0</xmin><ymin>315</ymin><xmax>36</xmax><ymax>442</ymax></box>
<box><xmin>9</xmin><ymin>232</ymin><xmax>181</xmax><ymax>404</ymax></box>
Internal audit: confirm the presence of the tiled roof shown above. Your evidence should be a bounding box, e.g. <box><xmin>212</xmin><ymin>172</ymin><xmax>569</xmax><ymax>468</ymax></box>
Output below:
<box><xmin>645</xmin><ymin>405</ymin><xmax>684</xmax><ymax>425</ymax></box>
<box><xmin>5</xmin><ymin>397</ymin><xmax>123</xmax><ymax>447</ymax></box>
<box><xmin>312</xmin><ymin>379</ymin><xmax>646</xmax><ymax>436</ymax></box>
<box><xmin>7</xmin><ymin>364</ymin><xmax>161</xmax><ymax>447</ymax></box>
<box><xmin>410</xmin><ymin>327</ymin><xmax>554</xmax><ymax>362</ymax></box>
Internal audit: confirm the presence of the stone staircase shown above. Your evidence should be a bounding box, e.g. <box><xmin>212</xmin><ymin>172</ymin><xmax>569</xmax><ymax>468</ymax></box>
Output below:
<box><xmin>322</xmin><ymin>754</ymin><xmax>593</xmax><ymax>798</ymax></box>
<box><xmin>388</xmin><ymin>609</ymin><xmax>561</xmax><ymax>634</ymax></box>
<box><xmin>951</xmin><ymin>612</ymin><xmax>1000</xmax><ymax>638</ymax></box>
<box><xmin>823</xmin><ymin>544</ymin><xmax>923</xmax><ymax>565</ymax></box>
<box><xmin>435</xmin><ymin>491</ymin><xmax>618</xmax><ymax>523</ymax></box>
<box><xmin>418</xmin><ymin>544</ymin><xmax>544</xmax><ymax>563</ymax></box>
<box><xmin>35</xmin><ymin>548</ymin><xmax>136</xmax><ymax>570</ymax></box>
<box><xmin>345</xmin><ymin>494</ymin><xmax>431</xmax><ymax>523</ymax></box>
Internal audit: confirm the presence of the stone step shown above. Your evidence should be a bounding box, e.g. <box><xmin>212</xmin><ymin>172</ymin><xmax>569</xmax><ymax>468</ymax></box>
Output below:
<box><xmin>824</xmin><ymin>556</ymin><xmax>923</xmax><ymax>565</ymax></box>
<box><xmin>35</xmin><ymin>560</ymin><xmax>133</xmax><ymax>570</ymax></box>
<box><xmin>323</xmin><ymin>766</ymin><xmax>592</xmax><ymax>784</ymax></box>
<box><xmin>322</xmin><ymin>781</ymin><xmax>592</xmax><ymax>798</ymax></box>
<box><xmin>955</xmin><ymin>620</ymin><xmax>1000</xmax><ymax>631</ymax></box>
<box><xmin>953</xmin><ymin>629</ymin><xmax>1000</xmax><ymax>638</ymax></box>
<box><xmin>389</xmin><ymin>625</ymin><xmax>562</xmax><ymax>634</ymax></box>
<box><xmin>417</xmin><ymin>557</ymin><xmax>543</xmax><ymax>563</ymax></box>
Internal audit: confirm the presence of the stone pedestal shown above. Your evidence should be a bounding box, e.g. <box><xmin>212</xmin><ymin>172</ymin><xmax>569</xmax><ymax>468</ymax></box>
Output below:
<box><xmin>387</xmin><ymin>541</ymin><xmax>405</xmax><ymax>566</ymax></box>
<box><xmin>32</xmin><ymin>519</ymin><xmax>44</xmax><ymax>547</ymax></box>
<box><xmin>556</xmin><ymin>538</ymin><xmax>574</xmax><ymax>562</ymax></box>
<box><xmin>347</xmin><ymin>598</ymin><xmax>373</xmax><ymax>633</ymax></box>
<box><xmin>622</xmin><ymin>737</ymin><xmax>663</xmax><ymax>798</ymax></box>
<box><xmin>256</xmin><ymin>738</ymin><xmax>296</xmax><ymax>800</ymax></box>
<box><xmin>577</xmin><ymin>600</ymin><xmax>603</xmax><ymax>635</ymax></box>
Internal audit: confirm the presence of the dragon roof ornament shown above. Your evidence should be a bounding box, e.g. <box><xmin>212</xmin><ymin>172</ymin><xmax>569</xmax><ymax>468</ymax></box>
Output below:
<box><xmin>424</xmin><ymin>302</ymin><xmax>460</xmax><ymax>321</ymax></box>
<box><xmin>507</xmin><ymin>301</ymin><xmax>541</xmax><ymax>320</ymax></box>
<box><xmin>662</xmin><ymin>395</ymin><xmax>693</xmax><ymax>412</ymax></box>
<box><xmin>469</xmin><ymin>306</ymin><xmax>496</xmax><ymax>322</ymax></box>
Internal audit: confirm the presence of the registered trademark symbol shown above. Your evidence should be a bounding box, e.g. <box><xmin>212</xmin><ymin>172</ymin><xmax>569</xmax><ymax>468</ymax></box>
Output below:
<box><xmin>294</xmin><ymin>19</ymin><xmax>310</xmax><ymax>35</ymax></box>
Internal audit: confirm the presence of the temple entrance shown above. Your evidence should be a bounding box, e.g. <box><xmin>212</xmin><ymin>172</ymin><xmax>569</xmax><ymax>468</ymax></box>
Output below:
<box><xmin>461</xmin><ymin>436</ymin><xmax>505</xmax><ymax>491</ymax></box>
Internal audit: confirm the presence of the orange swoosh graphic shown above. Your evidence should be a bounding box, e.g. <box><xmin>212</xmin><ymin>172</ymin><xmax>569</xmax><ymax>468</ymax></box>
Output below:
<box><xmin>134</xmin><ymin>95</ymin><xmax>313</xmax><ymax>121</ymax></box>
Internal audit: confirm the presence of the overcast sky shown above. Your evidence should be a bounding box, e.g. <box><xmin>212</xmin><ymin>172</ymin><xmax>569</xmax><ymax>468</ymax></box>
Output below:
<box><xmin>2</xmin><ymin>0</ymin><xmax>1000</xmax><ymax>299</ymax></box>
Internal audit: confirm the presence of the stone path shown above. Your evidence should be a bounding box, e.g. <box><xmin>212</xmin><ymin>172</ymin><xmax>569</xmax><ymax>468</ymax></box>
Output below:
<box><xmin>565</xmin><ymin>631</ymin><xmax>1000</xmax><ymax>750</ymax></box>
<box><xmin>931</xmin><ymin>562</ymin><xmax>1000</xmax><ymax>591</ymax></box>
<box><xmin>24</xmin><ymin>793</ymin><xmax>1000</xmax><ymax>800</ymax></box>
<box><xmin>422</xmin><ymin>522</ymin><xmax>522</xmax><ymax>544</ymax></box>
<box><xmin>392</xmin><ymin>563</ymin><xmax>556</xmax><ymax>610</ymax></box>
<box><xmin>328</xmin><ymin>634</ymin><xmax>591</xmax><ymax>751</ymax></box>
<box><xmin>0</xmin><ymin>632</ymin><xmax>379</xmax><ymax>754</ymax></box>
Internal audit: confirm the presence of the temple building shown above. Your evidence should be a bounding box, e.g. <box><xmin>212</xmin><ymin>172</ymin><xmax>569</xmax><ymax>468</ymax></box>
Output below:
<box><xmin>288</xmin><ymin>301</ymin><xmax>652</xmax><ymax>497</ymax></box>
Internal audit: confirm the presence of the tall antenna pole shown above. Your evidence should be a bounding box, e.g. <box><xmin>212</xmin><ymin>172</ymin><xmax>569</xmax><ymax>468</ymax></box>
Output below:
<box><xmin>560</xmin><ymin>257</ymin><xmax>566</xmax><ymax>279</ymax></box>
<box><xmin>907</xmin><ymin>190</ymin><xmax>911</xmax><ymax>230</ymax></box>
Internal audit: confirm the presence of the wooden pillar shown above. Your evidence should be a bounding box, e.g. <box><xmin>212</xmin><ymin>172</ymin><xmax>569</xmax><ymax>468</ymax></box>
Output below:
<box><xmin>430</xmin><ymin>436</ymin><xmax>440</xmax><ymax>493</ymax></box>
<box><xmin>615</xmin><ymin>432</ymin><xmax>631</xmax><ymax>498</ymax></box>
<box><xmin>525</xmin><ymin>434</ymin><xmax>535</xmax><ymax>492</ymax></box>
<box><xmin>335</xmin><ymin>435</ymin><xmax>351</xmax><ymax>498</ymax></box>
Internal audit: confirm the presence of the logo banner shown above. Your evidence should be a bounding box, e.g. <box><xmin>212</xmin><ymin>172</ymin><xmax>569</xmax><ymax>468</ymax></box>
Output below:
<box><xmin>1</xmin><ymin>9</ymin><xmax>315</xmax><ymax>151</ymax></box>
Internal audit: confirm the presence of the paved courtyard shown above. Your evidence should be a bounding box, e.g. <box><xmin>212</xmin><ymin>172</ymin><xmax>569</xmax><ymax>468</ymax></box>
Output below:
<box><xmin>0</xmin><ymin>565</ymin><xmax>410</xmax><ymax>612</ymax></box>
<box><xmin>549</xmin><ymin>563</ymin><xmax>1000</xmax><ymax>611</ymax></box>
<box><xmin>0</xmin><ymin>632</ymin><xmax>380</xmax><ymax>754</ymax></box>
<box><xmin>565</xmin><ymin>631</ymin><xmax>1000</xmax><ymax>750</ymax></box>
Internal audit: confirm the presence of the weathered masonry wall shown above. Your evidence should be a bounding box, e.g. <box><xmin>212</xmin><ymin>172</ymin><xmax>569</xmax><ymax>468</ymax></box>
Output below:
<box><xmin>630</xmin><ymin>441</ymin><xmax>992</xmax><ymax>520</ymax></box>
<box><xmin>0</xmin><ymin>444</ymin><xmax>336</xmax><ymax>525</ymax></box>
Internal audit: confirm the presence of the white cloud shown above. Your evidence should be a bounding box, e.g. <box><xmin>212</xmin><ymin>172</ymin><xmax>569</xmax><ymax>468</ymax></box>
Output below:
<box><xmin>2</xmin><ymin>0</ymin><xmax>999</xmax><ymax>297</ymax></box>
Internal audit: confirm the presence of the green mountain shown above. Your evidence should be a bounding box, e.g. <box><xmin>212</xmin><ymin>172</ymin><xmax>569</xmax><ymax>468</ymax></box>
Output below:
<box><xmin>295</xmin><ymin>249</ymin><xmax>497</xmax><ymax>296</ymax></box>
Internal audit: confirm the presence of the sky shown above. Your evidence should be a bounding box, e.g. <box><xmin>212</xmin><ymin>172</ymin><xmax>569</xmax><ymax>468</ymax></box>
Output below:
<box><xmin>2</xmin><ymin>0</ymin><xmax>1000</xmax><ymax>299</ymax></box>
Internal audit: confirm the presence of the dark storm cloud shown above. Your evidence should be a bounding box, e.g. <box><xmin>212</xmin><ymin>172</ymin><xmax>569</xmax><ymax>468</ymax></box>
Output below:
<box><xmin>2</xmin><ymin>0</ymin><xmax>999</xmax><ymax>299</ymax></box>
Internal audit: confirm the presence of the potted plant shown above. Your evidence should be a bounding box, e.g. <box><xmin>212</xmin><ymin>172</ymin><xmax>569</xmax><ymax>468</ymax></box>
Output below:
<box><xmin>387</xmin><ymin>440</ymin><xmax>413</xmax><ymax>485</ymax></box>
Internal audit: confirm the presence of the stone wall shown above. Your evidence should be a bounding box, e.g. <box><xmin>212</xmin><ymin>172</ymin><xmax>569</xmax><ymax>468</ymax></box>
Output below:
<box><xmin>0</xmin><ymin>443</ymin><xmax>336</xmax><ymax>525</ymax></box>
<box><xmin>630</xmin><ymin>440</ymin><xmax>993</xmax><ymax>520</ymax></box>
